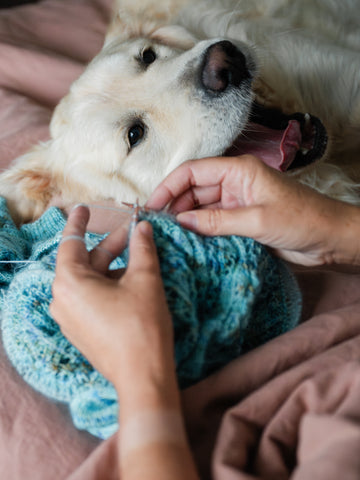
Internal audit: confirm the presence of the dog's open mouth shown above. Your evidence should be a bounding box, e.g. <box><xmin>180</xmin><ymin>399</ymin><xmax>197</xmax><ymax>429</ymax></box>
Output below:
<box><xmin>225</xmin><ymin>102</ymin><xmax>328</xmax><ymax>171</ymax></box>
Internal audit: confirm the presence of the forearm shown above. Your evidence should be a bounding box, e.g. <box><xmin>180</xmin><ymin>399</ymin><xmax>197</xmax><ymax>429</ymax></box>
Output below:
<box><xmin>116</xmin><ymin>375</ymin><xmax>200</xmax><ymax>480</ymax></box>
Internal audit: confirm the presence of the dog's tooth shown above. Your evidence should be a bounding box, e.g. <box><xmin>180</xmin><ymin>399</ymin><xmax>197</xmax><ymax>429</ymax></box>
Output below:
<box><xmin>301</xmin><ymin>147</ymin><xmax>309</xmax><ymax>155</ymax></box>
<box><xmin>304</xmin><ymin>113</ymin><xmax>311</xmax><ymax>126</ymax></box>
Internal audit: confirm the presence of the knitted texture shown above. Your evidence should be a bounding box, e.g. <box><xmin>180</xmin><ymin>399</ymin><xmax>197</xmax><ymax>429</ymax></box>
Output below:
<box><xmin>0</xmin><ymin>197</ymin><xmax>302</xmax><ymax>438</ymax></box>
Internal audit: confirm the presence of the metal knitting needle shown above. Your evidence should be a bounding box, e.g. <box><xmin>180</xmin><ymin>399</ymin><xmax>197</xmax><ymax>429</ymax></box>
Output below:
<box><xmin>122</xmin><ymin>198</ymin><xmax>140</xmax><ymax>239</ymax></box>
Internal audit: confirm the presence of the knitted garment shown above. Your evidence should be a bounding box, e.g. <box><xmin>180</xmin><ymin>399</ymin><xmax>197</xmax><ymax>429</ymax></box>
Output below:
<box><xmin>0</xmin><ymin>197</ymin><xmax>302</xmax><ymax>439</ymax></box>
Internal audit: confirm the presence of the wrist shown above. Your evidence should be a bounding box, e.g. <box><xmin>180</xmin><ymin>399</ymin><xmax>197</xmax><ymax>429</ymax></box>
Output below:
<box><xmin>119</xmin><ymin>408</ymin><xmax>200</xmax><ymax>480</ymax></box>
<box><xmin>115</xmin><ymin>364</ymin><xmax>182</xmax><ymax>417</ymax></box>
<box><xmin>327</xmin><ymin>201</ymin><xmax>360</xmax><ymax>266</ymax></box>
<box><xmin>120</xmin><ymin>409</ymin><xmax>187</xmax><ymax>456</ymax></box>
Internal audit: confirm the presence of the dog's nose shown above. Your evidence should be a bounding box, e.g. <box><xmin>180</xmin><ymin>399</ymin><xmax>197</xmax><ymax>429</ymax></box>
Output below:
<box><xmin>201</xmin><ymin>40</ymin><xmax>250</xmax><ymax>92</ymax></box>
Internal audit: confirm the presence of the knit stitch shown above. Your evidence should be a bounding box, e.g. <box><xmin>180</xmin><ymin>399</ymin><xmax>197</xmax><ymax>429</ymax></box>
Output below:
<box><xmin>0</xmin><ymin>198</ymin><xmax>302</xmax><ymax>438</ymax></box>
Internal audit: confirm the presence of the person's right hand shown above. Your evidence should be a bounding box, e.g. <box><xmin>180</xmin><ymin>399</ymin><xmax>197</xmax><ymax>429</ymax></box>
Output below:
<box><xmin>147</xmin><ymin>155</ymin><xmax>360</xmax><ymax>267</ymax></box>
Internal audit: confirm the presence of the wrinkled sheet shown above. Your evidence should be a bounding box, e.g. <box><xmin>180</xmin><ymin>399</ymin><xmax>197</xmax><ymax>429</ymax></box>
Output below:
<box><xmin>1</xmin><ymin>1</ymin><xmax>360</xmax><ymax>479</ymax></box>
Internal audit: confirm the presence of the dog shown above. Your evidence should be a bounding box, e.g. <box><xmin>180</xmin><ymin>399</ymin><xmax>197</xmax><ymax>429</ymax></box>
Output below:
<box><xmin>1</xmin><ymin>0</ymin><xmax>359</xmax><ymax>223</ymax></box>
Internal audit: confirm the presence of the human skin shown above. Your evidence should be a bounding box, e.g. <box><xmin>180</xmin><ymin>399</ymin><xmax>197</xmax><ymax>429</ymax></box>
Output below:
<box><xmin>147</xmin><ymin>154</ymin><xmax>360</xmax><ymax>267</ymax></box>
<box><xmin>50</xmin><ymin>153</ymin><xmax>360</xmax><ymax>479</ymax></box>
<box><xmin>50</xmin><ymin>209</ymin><xmax>200</xmax><ymax>480</ymax></box>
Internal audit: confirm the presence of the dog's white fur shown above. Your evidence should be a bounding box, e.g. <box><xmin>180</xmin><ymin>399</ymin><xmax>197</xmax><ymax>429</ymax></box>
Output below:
<box><xmin>1</xmin><ymin>0</ymin><xmax>359</xmax><ymax>222</ymax></box>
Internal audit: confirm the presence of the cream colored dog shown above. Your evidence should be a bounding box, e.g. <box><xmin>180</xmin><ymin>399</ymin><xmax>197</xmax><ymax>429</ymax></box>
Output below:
<box><xmin>1</xmin><ymin>0</ymin><xmax>359</xmax><ymax>222</ymax></box>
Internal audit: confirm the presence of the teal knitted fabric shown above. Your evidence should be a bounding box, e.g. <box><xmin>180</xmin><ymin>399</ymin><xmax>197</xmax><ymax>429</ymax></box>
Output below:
<box><xmin>0</xmin><ymin>197</ymin><xmax>302</xmax><ymax>439</ymax></box>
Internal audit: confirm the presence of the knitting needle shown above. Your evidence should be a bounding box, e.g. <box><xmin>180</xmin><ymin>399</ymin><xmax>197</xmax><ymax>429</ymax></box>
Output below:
<box><xmin>122</xmin><ymin>198</ymin><xmax>140</xmax><ymax>239</ymax></box>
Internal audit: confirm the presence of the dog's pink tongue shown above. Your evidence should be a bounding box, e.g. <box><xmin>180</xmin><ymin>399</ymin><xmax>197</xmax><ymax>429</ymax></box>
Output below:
<box><xmin>226</xmin><ymin>120</ymin><xmax>302</xmax><ymax>171</ymax></box>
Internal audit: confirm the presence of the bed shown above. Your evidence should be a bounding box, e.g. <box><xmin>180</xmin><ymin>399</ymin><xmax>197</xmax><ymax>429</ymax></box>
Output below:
<box><xmin>1</xmin><ymin>1</ymin><xmax>360</xmax><ymax>478</ymax></box>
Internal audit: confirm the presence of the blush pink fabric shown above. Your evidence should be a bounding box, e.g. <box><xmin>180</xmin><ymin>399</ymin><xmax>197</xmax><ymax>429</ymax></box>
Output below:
<box><xmin>1</xmin><ymin>2</ymin><xmax>360</xmax><ymax>479</ymax></box>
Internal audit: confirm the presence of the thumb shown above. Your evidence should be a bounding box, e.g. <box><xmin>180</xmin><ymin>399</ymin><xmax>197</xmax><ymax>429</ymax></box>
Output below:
<box><xmin>126</xmin><ymin>221</ymin><xmax>161</xmax><ymax>274</ymax></box>
<box><xmin>176</xmin><ymin>207</ymin><xmax>263</xmax><ymax>238</ymax></box>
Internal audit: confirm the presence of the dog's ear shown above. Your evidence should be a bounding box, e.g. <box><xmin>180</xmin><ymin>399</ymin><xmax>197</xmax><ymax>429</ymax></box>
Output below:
<box><xmin>0</xmin><ymin>144</ymin><xmax>56</xmax><ymax>224</ymax></box>
<box><xmin>104</xmin><ymin>0</ymin><xmax>191</xmax><ymax>45</ymax></box>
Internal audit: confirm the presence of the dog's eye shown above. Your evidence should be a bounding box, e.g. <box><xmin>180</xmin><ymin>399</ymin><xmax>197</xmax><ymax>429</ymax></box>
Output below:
<box><xmin>128</xmin><ymin>123</ymin><xmax>145</xmax><ymax>148</ymax></box>
<box><xmin>141</xmin><ymin>48</ymin><xmax>157</xmax><ymax>65</ymax></box>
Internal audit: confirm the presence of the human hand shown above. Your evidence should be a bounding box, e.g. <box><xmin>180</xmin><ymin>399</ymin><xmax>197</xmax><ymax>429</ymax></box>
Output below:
<box><xmin>50</xmin><ymin>206</ymin><xmax>175</xmax><ymax>405</ymax></box>
<box><xmin>50</xmin><ymin>207</ymin><xmax>200</xmax><ymax>479</ymax></box>
<box><xmin>147</xmin><ymin>155</ymin><xmax>360</xmax><ymax>266</ymax></box>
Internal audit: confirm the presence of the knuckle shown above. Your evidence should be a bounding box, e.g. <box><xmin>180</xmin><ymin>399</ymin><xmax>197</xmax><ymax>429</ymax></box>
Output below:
<box><xmin>236</xmin><ymin>153</ymin><xmax>262</xmax><ymax>169</ymax></box>
<box><xmin>243</xmin><ymin>153</ymin><xmax>262</xmax><ymax>165</ymax></box>
<box><xmin>206</xmin><ymin>209</ymin><xmax>223</xmax><ymax>235</ymax></box>
<box><xmin>236</xmin><ymin>154</ymin><xmax>265</xmax><ymax>181</ymax></box>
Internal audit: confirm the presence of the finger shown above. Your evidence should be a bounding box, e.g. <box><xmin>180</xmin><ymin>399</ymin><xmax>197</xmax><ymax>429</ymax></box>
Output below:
<box><xmin>272</xmin><ymin>248</ymin><xmax>321</xmax><ymax>267</ymax></box>
<box><xmin>168</xmin><ymin>184</ymin><xmax>221</xmax><ymax>214</ymax></box>
<box><xmin>126</xmin><ymin>221</ymin><xmax>161</xmax><ymax>275</ymax></box>
<box><xmin>176</xmin><ymin>206</ymin><xmax>264</xmax><ymax>237</ymax></box>
<box><xmin>146</xmin><ymin>157</ymin><xmax>235</xmax><ymax>210</ymax></box>
<box><xmin>107</xmin><ymin>267</ymin><xmax>126</xmax><ymax>280</ymax></box>
<box><xmin>57</xmin><ymin>205</ymin><xmax>90</xmax><ymax>266</ymax></box>
<box><xmin>90</xmin><ymin>220</ymin><xmax>130</xmax><ymax>273</ymax></box>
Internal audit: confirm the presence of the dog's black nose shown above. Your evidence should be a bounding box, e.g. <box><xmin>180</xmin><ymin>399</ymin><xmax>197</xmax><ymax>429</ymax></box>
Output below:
<box><xmin>201</xmin><ymin>40</ymin><xmax>250</xmax><ymax>92</ymax></box>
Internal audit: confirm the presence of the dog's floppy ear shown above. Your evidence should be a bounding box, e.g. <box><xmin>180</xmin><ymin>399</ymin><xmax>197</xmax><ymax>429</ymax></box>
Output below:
<box><xmin>104</xmin><ymin>0</ymin><xmax>191</xmax><ymax>45</ymax></box>
<box><xmin>0</xmin><ymin>144</ymin><xmax>56</xmax><ymax>224</ymax></box>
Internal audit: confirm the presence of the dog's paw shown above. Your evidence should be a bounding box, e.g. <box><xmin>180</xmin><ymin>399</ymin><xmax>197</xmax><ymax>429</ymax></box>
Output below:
<box><xmin>0</xmin><ymin>146</ymin><xmax>55</xmax><ymax>224</ymax></box>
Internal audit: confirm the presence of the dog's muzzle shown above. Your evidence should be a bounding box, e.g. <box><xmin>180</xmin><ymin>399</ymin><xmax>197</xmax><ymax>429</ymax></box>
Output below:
<box><xmin>199</xmin><ymin>40</ymin><xmax>328</xmax><ymax>171</ymax></box>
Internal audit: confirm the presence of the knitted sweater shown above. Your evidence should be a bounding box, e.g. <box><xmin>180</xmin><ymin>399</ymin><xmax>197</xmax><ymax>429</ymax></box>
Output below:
<box><xmin>0</xmin><ymin>197</ymin><xmax>301</xmax><ymax>438</ymax></box>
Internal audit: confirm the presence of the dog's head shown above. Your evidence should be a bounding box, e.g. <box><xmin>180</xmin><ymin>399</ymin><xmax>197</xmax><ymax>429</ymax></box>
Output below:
<box><xmin>0</xmin><ymin>16</ymin><xmax>327</xmax><ymax>222</ymax></box>
<box><xmin>49</xmin><ymin>30</ymin><xmax>256</xmax><ymax>204</ymax></box>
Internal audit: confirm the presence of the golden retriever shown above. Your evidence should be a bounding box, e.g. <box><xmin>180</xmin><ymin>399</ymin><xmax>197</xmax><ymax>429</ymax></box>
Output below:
<box><xmin>1</xmin><ymin>0</ymin><xmax>359</xmax><ymax>223</ymax></box>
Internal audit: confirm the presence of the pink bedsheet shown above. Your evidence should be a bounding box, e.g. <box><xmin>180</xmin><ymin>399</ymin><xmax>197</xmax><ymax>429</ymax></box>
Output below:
<box><xmin>1</xmin><ymin>2</ymin><xmax>360</xmax><ymax>479</ymax></box>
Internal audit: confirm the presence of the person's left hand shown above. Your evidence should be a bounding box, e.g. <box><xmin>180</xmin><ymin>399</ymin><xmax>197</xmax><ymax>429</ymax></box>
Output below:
<box><xmin>50</xmin><ymin>205</ymin><xmax>175</xmax><ymax>401</ymax></box>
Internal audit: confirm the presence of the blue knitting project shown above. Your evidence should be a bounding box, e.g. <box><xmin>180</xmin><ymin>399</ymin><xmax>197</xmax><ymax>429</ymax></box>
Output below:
<box><xmin>0</xmin><ymin>197</ymin><xmax>301</xmax><ymax>439</ymax></box>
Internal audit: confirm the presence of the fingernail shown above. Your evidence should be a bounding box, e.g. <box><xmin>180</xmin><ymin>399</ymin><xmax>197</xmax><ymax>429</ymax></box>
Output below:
<box><xmin>71</xmin><ymin>203</ymin><xmax>88</xmax><ymax>212</ymax></box>
<box><xmin>176</xmin><ymin>212</ymin><xmax>197</xmax><ymax>230</ymax></box>
<box><xmin>68</xmin><ymin>203</ymin><xmax>89</xmax><ymax>228</ymax></box>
